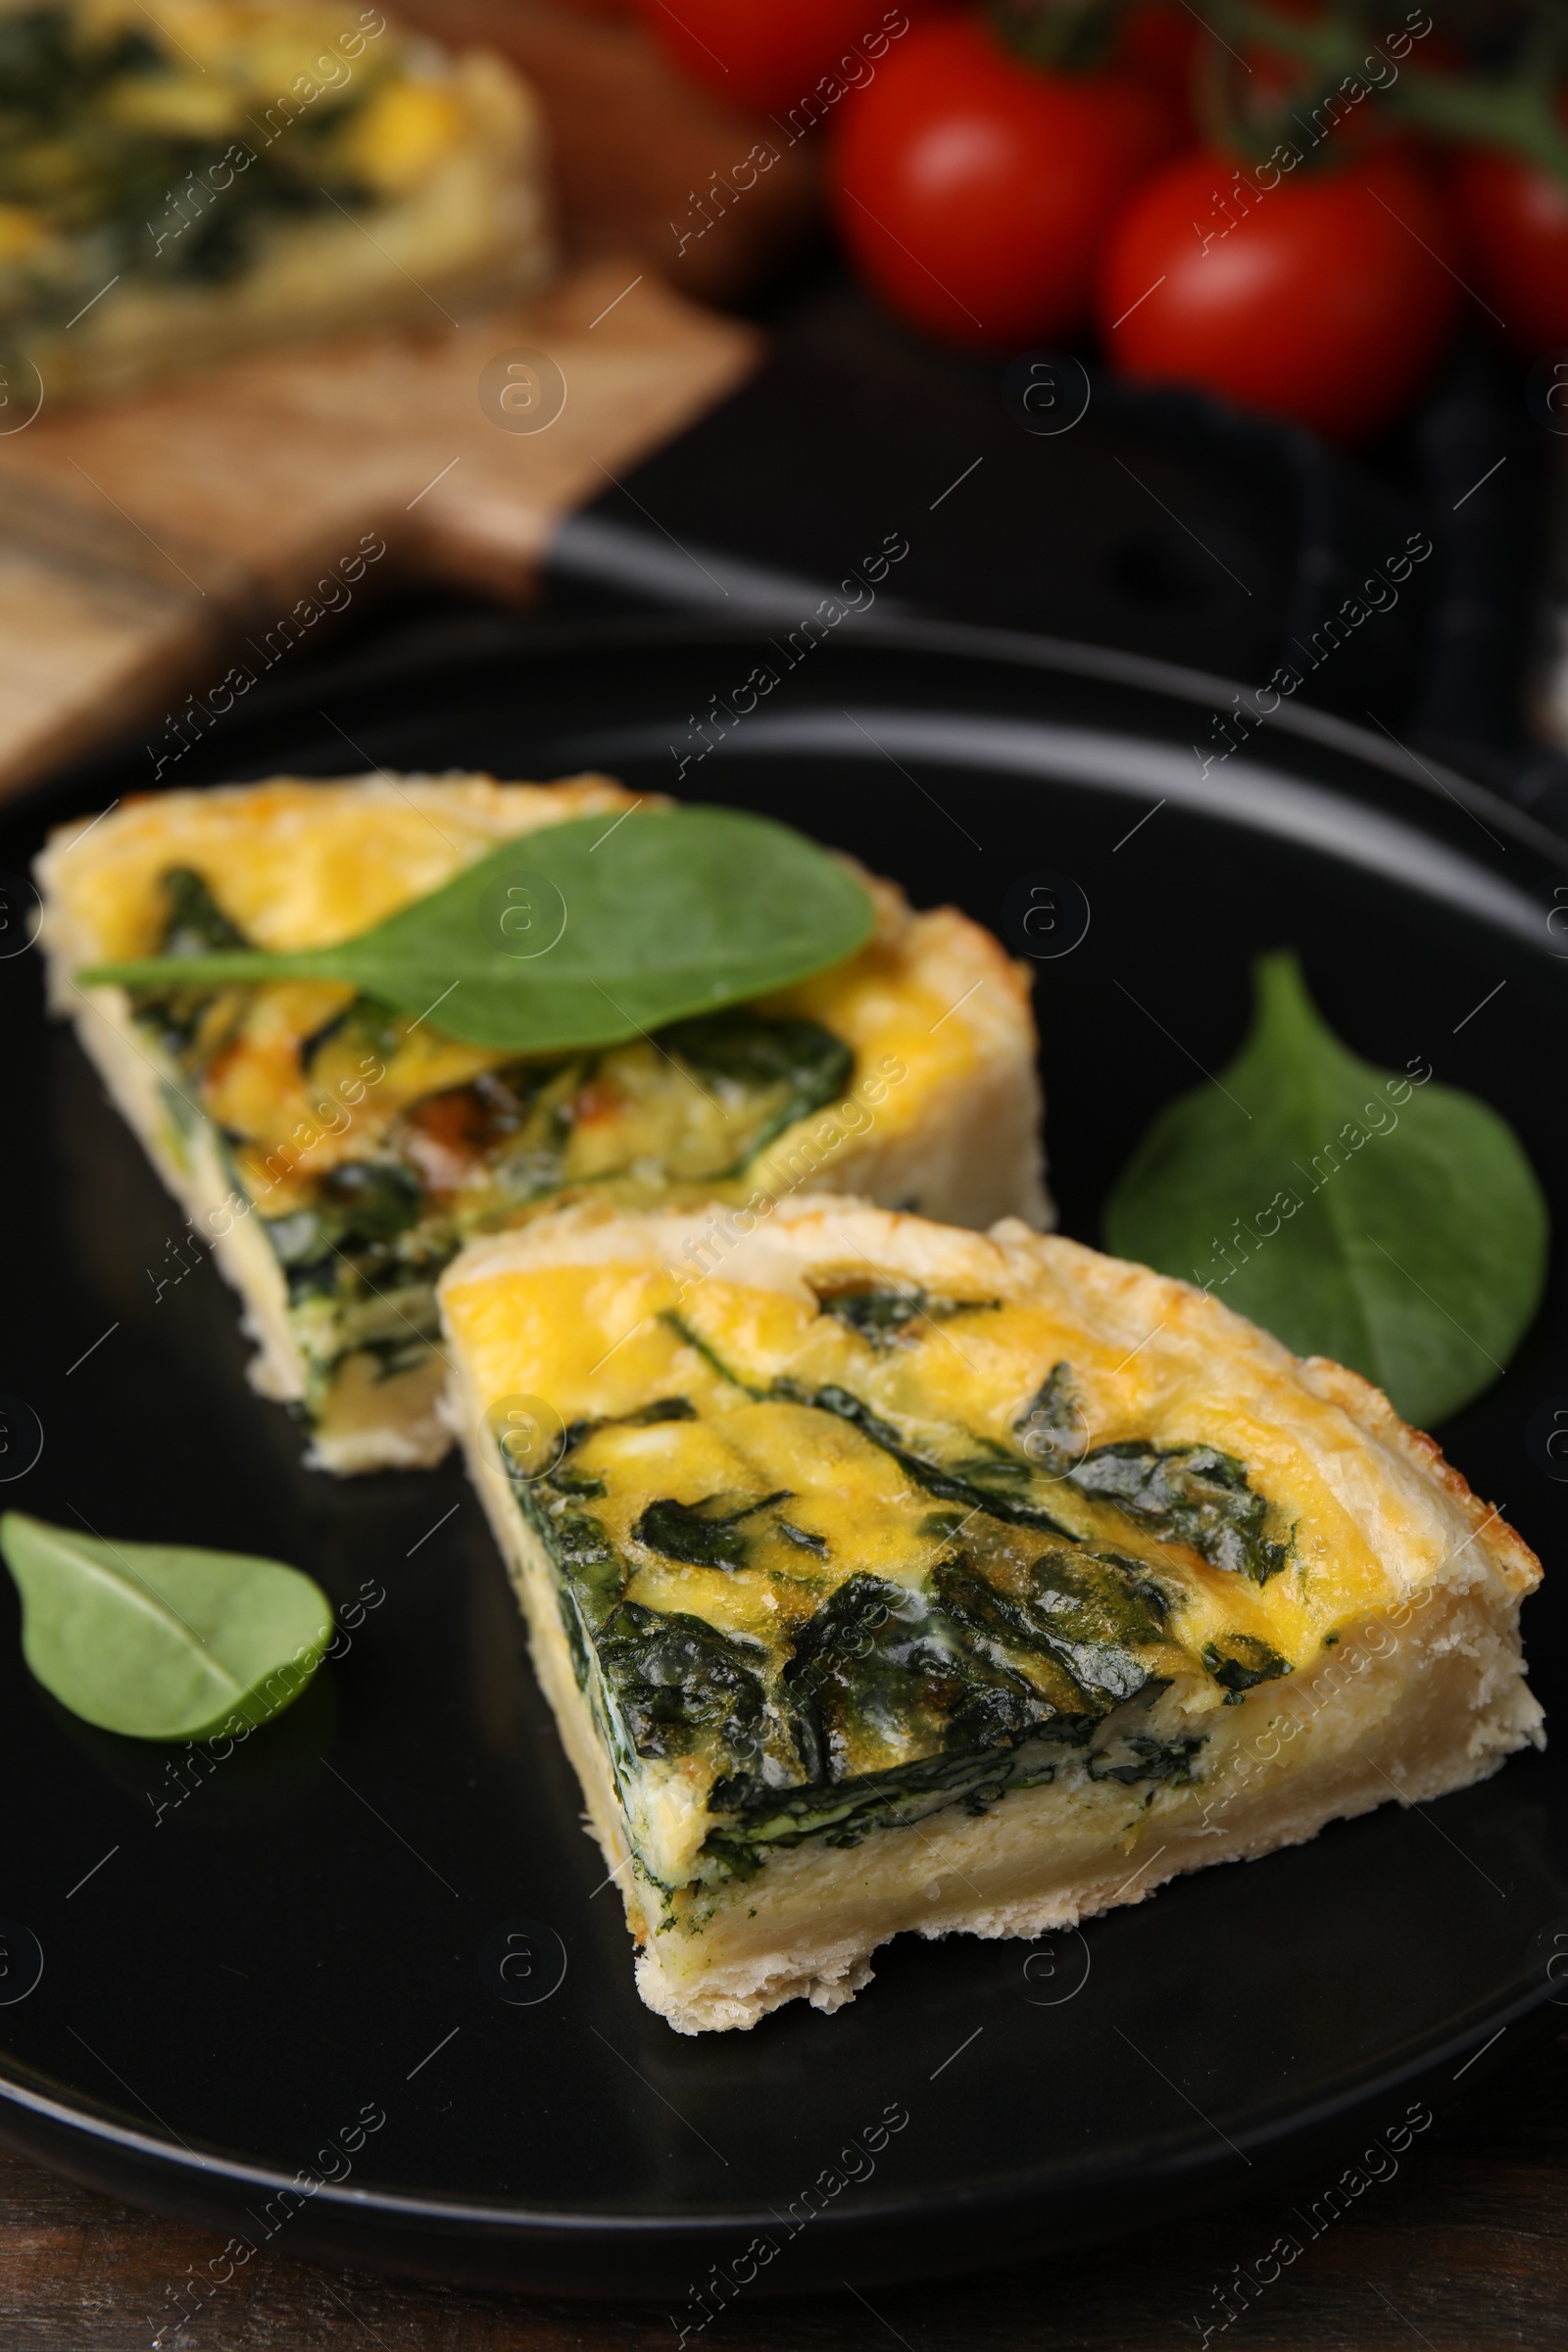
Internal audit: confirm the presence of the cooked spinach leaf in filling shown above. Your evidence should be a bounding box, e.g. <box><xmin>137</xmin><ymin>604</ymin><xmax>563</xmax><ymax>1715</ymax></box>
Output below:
<box><xmin>816</xmin><ymin>1285</ymin><xmax>999</xmax><ymax>1349</ymax></box>
<box><xmin>1012</xmin><ymin>1362</ymin><xmax>1288</xmax><ymax>1582</ymax></box>
<box><xmin>668</xmin><ymin>1315</ymin><xmax>1290</xmax><ymax>1584</ymax></box>
<box><xmin>596</xmin><ymin>1602</ymin><xmax>768</xmax><ymax>1769</ymax></box>
<box><xmin>495</xmin><ymin>1307</ymin><xmax>1297</xmax><ymax>1884</ymax></box>
<box><xmin>1066</xmin><ymin>1443</ymin><xmax>1290</xmax><ymax>1585</ymax></box>
<box><xmin>1200</xmin><ymin>1633</ymin><xmax>1294</xmax><ymax>1700</ymax></box>
<box><xmin>635</xmin><ymin>1492</ymin><xmax>792</xmax><ymax>1572</ymax></box>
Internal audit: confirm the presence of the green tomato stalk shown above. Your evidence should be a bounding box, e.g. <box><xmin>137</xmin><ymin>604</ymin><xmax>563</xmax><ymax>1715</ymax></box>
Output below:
<box><xmin>987</xmin><ymin>0</ymin><xmax>1135</xmax><ymax>72</ymax></box>
<box><xmin>991</xmin><ymin>0</ymin><xmax>1568</xmax><ymax>183</ymax></box>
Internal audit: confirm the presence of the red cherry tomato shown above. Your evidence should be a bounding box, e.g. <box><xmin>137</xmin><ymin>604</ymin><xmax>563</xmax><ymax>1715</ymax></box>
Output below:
<box><xmin>1098</xmin><ymin>146</ymin><xmax>1457</xmax><ymax>441</ymax></box>
<box><xmin>827</xmin><ymin>16</ymin><xmax>1180</xmax><ymax>347</ymax></box>
<box><xmin>1449</xmin><ymin>144</ymin><xmax>1568</xmax><ymax>357</ymax></box>
<box><xmin>639</xmin><ymin>0</ymin><xmax>924</xmax><ymax>116</ymax></box>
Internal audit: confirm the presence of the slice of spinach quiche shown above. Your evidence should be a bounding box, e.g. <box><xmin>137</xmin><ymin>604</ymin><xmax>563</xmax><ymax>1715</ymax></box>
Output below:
<box><xmin>439</xmin><ymin>1196</ymin><xmax>1544</xmax><ymax>2034</ymax></box>
<box><xmin>36</xmin><ymin>774</ymin><xmax>1048</xmax><ymax>1472</ymax></box>
<box><xmin>0</xmin><ymin>0</ymin><xmax>550</xmax><ymax>403</ymax></box>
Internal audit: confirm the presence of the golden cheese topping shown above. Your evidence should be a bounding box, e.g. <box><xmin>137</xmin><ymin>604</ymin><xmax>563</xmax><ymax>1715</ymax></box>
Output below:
<box><xmin>448</xmin><ymin>1260</ymin><xmax>1392</xmax><ymax>1643</ymax></box>
<box><xmin>442</xmin><ymin>1241</ymin><xmax>1416</xmax><ymax>1887</ymax></box>
<box><xmin>55</xmin><ymin>777</ymin><xmax>632</xmax><ymax>961</ymax></box>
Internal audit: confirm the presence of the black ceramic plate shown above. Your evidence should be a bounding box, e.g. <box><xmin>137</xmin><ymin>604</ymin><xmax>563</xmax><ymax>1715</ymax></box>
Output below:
<box><xmin>3</xmin><ymin>617</ymin><xmax>1568</xmax><ymax>2300</ymax></box>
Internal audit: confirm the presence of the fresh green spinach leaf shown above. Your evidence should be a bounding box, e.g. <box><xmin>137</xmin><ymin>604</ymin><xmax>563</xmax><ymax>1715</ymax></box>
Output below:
<box><xmin>80</xmin><ymin>808</ymin><xmax>874</xmax><ymax>1055</ymax></box>
<box><xmin>0</xmin><ymin>1512</ymin><xmax>332</xmax><ymax>1740</ymax></box>
<box><xmin>1103</xmin><ymin>952</ymin><xmax>1548</xmax><ymax>1428</ymax></box>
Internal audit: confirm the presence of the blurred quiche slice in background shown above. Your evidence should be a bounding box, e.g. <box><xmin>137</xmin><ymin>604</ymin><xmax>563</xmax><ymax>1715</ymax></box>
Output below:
<box><xmin>0</xmin><ymin>0</ymin><xmax>552</xmax><ymax>400</ymax></box>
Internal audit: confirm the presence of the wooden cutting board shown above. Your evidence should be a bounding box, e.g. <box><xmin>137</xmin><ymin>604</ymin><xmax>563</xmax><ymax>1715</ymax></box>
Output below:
<box><xmin>0</xmin><ymin>263</ymin><xmax>758</xmax><ymax>802</ymax></box>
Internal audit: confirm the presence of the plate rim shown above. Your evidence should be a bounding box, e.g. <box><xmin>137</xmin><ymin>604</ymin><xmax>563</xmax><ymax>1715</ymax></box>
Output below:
<box><xmin>0</xmin><ymin>1967</ymin><xmax>1558</xmax><ymax>2241</ymax></box>
<box><xmin>13</xmin><ymin>609</ymin><xmax>1566</xmax><ymax>870</ymax></box>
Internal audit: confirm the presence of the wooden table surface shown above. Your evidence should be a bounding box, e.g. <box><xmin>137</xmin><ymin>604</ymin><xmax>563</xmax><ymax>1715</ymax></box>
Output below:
<box><xmin>3</xmin><ymin>2026</ymin><xmax>1565</xmax><ymax>2348</ymax></box>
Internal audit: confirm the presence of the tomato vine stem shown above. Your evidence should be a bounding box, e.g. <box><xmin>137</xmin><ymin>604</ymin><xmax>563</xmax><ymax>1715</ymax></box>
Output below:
<box><xmin>990</xmin><ymin>0</ymin><xmax>1568</xmax><ymax>183</ymax></box>
<box><xmin>1204</xmin><ymin>0</ymin><xmax>1568</xmax><ymax>181</ymax></box>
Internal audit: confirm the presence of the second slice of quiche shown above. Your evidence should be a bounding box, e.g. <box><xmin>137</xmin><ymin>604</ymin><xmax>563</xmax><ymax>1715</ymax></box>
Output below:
<box><xmin>439</xmin><ymin>1196</ymin><xmax>1544</xmax><ymax>2034</ymax></box>
<box><xmin>36</xmin><ymin>773</ymin><xmax>1047</xmax><ymax>1470</ymax></box>
<box><xmin>0</xmin><ymin>0</ymin><xmax>551</xmax><ymax>402</ymax></box>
